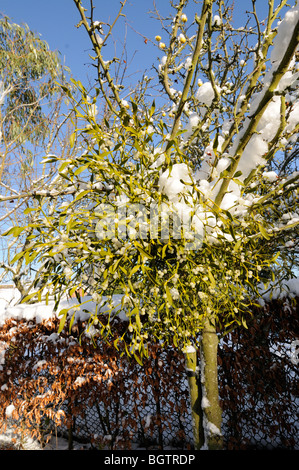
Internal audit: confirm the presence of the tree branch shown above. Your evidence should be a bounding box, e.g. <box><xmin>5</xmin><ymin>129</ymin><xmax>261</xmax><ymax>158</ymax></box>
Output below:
<box><xmin>214</xmin><ymin>16</ymin><xmax>299</xmax><ymax>207</ymax></box>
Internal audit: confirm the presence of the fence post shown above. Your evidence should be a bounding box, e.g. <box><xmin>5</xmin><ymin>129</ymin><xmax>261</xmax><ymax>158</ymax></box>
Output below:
<box><xmin>154</xmin><ymin>356</ymin><xmax>164</xmax><ymax>449</ymax></box>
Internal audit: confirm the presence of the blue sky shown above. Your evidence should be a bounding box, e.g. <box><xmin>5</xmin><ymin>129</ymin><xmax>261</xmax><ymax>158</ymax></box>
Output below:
<box><xmin>0</xmin><ymin>0</ymin><xmax>166</xmax><ymax>86</ymax></box>
<box><xmin>0</xmin><ymin>0</ymin><xmax>274</xmax><ymax>87</ymax></box>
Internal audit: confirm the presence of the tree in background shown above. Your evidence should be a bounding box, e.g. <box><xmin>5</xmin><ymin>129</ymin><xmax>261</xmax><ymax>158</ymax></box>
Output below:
<box><xmin>6</xmin><ymin>0</ymin><xmax>299</xmax><ymax>449</ymax></box>
<box><xmin>0</xmin><ymin>16</ymin><xmax>77</xmax><ymax>295</ymax></box>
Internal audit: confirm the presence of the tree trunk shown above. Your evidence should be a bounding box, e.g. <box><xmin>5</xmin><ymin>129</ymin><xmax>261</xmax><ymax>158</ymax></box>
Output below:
<box><xmin>184</xmin><ymin>346</ymin><xmax>205</xmax><ymax>450</ymax></box>
<box><xmin>200</xmin><ymin>315</ymin><xmax>223</xmax><ymax>450</ymax></box>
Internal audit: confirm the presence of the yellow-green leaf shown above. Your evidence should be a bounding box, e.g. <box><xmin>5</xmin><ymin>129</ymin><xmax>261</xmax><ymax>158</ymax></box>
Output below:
<box><xmin>258</xmin><ymin>223</ymin><xmax>271</xmax><ymax>240</ymax></box>
<box><xmin>58</xmin><ymin>308</ymin><xmax>69</xmax><ymax>333</ymax></box>
<box><xmin>165</xmin><ymin>285</ymin><xmax>174</xmax><ymax>306</ymax></box>
<box><xmin>129</xmin><ymin>265</ymin><xmax>140</xmax><ymax>277</ymax></box>
<box><xmin>207</xmin><ymin>268</ymin><xmax>216</xmax><ymax>289</ymax></box>
<box><xmin>70</xmin><ymin>132</ymin><xmax>76</xmax><ymax>148</ymax></box>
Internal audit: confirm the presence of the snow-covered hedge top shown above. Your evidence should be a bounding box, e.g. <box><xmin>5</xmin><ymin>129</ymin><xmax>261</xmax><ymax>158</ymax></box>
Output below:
<box><xmin>0</xmin><ymin>278</ymin><xmax>297</xmax><ymax>328</ymax></box>
<box><xmin>0</xmin><ymin>293</ymin><xmax>126</xmax><ymax>327</ymax></box>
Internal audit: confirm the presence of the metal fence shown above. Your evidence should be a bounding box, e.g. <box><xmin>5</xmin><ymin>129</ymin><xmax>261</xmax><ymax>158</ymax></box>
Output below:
<box><xmin>59</xmin><ymin>352</ymin><xmax>194</xmax><ymax>450</ymax></box>
<box><xmin>58</xmin><ymin>341</ymin><xmax>298</xmax><ymax>450</ymax></box>
<box><xmin>0</xmin><ymin>296</ymin><xmax>298</xmax><ymax>450</ymax></box>
<box><xmin>218</xmin><ymin>298</ymin><xmax>299</xmax><ymax>450</ymax></box>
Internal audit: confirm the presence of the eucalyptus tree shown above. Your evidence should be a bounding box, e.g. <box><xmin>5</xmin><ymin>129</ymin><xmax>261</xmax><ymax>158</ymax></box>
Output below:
<box><xmin>8</xmin><ymin>0</ymin><xmax>299</xmax><ymax>449</ymax></box>
<box><xmin>0</xmin><ymin>16</ymin><xmax>77</xmax><ymax>294</ymax></box>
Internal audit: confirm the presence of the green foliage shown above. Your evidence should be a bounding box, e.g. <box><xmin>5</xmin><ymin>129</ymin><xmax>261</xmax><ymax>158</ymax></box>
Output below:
<box><xmin>9</xmin><ymin>84</ymin><xmax>294</xmax><ymax>357</ymax></box>
<box><xmin>0</xmin><ymin>15</ymin><xmax>66</xmax><ymax>145</ymax></box>
<box><xmin>5</xmin><ymin>1</ymin><xmax>299</xmax><ymax>359</ymax></box>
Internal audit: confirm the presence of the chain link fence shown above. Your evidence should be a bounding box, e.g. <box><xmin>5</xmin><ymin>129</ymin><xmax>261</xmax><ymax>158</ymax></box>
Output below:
<box><xmin>0</xmin><ymin>296</ymin><xmax>298</xmax><ymax>450</ymax></box>
<box><xmin>219</xmin><ymin>297</ymin><xmax>299</xmax><ymax>450</ymax></box>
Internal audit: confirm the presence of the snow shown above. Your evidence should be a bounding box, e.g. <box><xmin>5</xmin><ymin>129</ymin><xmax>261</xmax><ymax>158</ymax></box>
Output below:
<box><xmin>1</xmin><ymin>278</ymin><xmax>296</xmax><ymax>338</ymax></box>
<box><xmin>270</xmin><ymin>6</ymin><xmax>299</xmax><ymax>69</ymax></box>
<box><xmin>121</xmin><ymin>99</ymin><xmax>129</xmax><ymax>109</ymax></box>
<box><xmin>160</xmin><ymin>84</ymin><xmax>299</xmax><ymax>237</ymax></box>
<box><xmin>212</xmin><ymin>15</ymin><xmax>222</xmax><ymax>27</ymax></box>
<box><xmin>231</xmin><ymin>131</ymin><xmax>268</xmax><ymax>180</ymax></box>
<box><xmin>158</xmin><ymin>55</ymin><xmax>167</xmax><ymax>72</ymax></box>
<box><xmin>196</xmin><ymin>82</ymin><xmax>220</xmax><ymax>115</ymax></box>
<box><xmin>259</xmin><ymin>277</ymin><xmax>299</xmax><ymax>302</ymax></box>
<box><xmin>286</xmin><ymin>101</ymin><xmax>299</xmax><ymax>133</ymax></box>
<box><xmin>1</xmin><ymin>300</ymin><xmax>57</xmax><ymax>325</ymax></box>
<box><xmin>262</xmin><ymin>171</ymin><xmax>278</xmax><ymax>182</ymax></box>
<box><xmin>5</xmin><ymin>405</ymin><xmax>15</xmax><ymax>418</ymax></box>
<box><xmin>196</xmin><ymin>82</ymin><xmax>214</xmax><ymax>106</ymax></box>
<box><xmin>215</xmin><ymin>156</ymin><xmax>230</xmax><ymax>175</ymax></box>
<box><xmin>174</xmin><ymin>13</ymin><xmax>299</xmax><ymax>225</ymax></box>
<box><xmin>158</xmin><ymin>163</ymin><xmax>192</xmax><ymax>201</ymax></box>
<box><xmin>205</xmin><ymin>421</ymin><xmax>221</xmax><ymax>437</ymax></box>
<box><xmin>0</xmin><ymin>278</ymin><xmax>298</xmax><ymax>450</ymax></box>
<box><xmin>201</xmin><ymin>397</ymin><xmax>210</xmax><ymax>409</ymax></box>
<box><xmin>219</xmin><ymin>192</ymin><xmax>239</xmax><ymax>211</ymax></box>
<box><xmin>95</xmin><ymin>33</ymin><xmax>103</xmax><ymax>46</ymax></box>
<box><xmin>255</xmin><ymin>96</ymin><xmax>281</xmax><ymax>141</ymax></box>
<box><xmin>0</xmin><ymin>293</ymin><xmax>127</xmax><ymax>328</ymax></box>
<box><xmin>183</xmin><ymin>344</ymin><xmax>196</xmax><ymax>354</ymax></box>
<box><xmin>173</xmin><ymin>3</ymin><xmax>299</xmax><ymax>218</ymax></box>
<box><xmin>184</xmin><ymin>56</ymin><xmax>192</xmax><ymax>70</ymax></box>
<box><xmin>144</xmin><ymin>414</ymin><xmax>152</xmax><ymax>429</ymax></box>
<box><xmin>1</xmin><ymin>2</ymin><xmax>299</xmax><ymax>452</ymax></box>
<box><xmin>0</xmin><ymin>287</ymin><xmax>21</xmax><ymax>310</ymax></box>
<box><xmin>0</xmin><ymin>342</ymin><xmax>6</xmax><ymax>366</ymax></box>
<box><xmin>0</xmin><ymin>424</ymin><xmax>90</xmax><ymax>450</ymax></box>
<box><xmin>183</xmin><ymin>112</ymin><xmax>200</xmax><ymax>140</ymax></box>
<box><xmin>33</xmin><ymin>360</ymin><xmax>47</xmax><ymax>370</ymax></box>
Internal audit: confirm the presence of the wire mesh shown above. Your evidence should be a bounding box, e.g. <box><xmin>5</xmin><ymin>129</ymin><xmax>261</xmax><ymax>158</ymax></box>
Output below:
<box><xmin>0</xmin><ymin>296</ymin><xmax>298</xmax><ymax>450</ymax></box>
